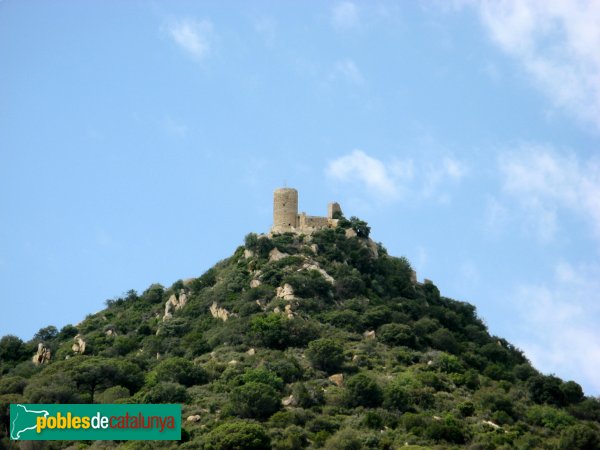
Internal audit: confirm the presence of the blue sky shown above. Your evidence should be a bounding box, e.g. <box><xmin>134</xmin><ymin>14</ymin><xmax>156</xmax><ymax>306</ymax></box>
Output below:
<box><xmin>2</xmin><ymin>1</ymin><xmax>600</xmax><ymax>395</ymax></box>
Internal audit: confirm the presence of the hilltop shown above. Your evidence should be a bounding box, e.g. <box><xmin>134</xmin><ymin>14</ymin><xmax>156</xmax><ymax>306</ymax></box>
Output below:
<box><xmin>1</xmin><ymin>208</ymin><xmax>600</xmax><ymax>449</ymax></box>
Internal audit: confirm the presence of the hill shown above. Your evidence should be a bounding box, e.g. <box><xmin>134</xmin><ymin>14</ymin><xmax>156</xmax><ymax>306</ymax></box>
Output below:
<box><xmin>1</xmin><ymin>216</ymin><xmax>600</xmax><ymax>449</ymax></box>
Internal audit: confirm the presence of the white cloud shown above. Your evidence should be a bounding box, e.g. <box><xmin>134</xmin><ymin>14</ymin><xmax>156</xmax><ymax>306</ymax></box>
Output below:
<box><xmin>332</xmin><ymin>59</ymin><xmax>364</xmax><ymax>85</ymax></box>
<box><xmin>167</xmin><ymin>18</ymin><xmax>214</xmax><ymax>62</ymax></box>
<box><xmin>510</xmin><ymin>261</ymin><xmax>600</xmax><ymax>394</ymax></box>
<box><xmin>327</xmin><ymin>150</ymin><xmax>467</xmax><ymax>201</ymax></box>
<box><xmin>498</xmin><ymin>145</ymin><xmax>600</xmax><ymax>240</ymax></box>
<box><xmin>253</xmin><ymin>16</ymin><xmax>277</xmax><ymax>46</ymax></box>
<box><xmin>467</xmin><ymin>0</ymin><xmax>600</xmax><ymax>129</ymax></box>
<box><xmin>327</xmin><ymin>150</ymin><xmax>397</xmax><ymax>197</ymax></box>
<box><xmin>331</xmin><ymin>2</ymin><xmax>359</xmax><ymax>30</ymax></box>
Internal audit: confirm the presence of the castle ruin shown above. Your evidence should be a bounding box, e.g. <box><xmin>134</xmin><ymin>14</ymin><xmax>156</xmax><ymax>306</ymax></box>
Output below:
<box><xmin>272</xmin><ymin>187</ymin><xmax>341</xmax><ymax>234</ymax></box>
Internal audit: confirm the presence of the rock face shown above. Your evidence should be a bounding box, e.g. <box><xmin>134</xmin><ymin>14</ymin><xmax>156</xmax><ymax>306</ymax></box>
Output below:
<box><xmin>269</xmin><ymin>248</ymin><xmax>289</xmax><ymax>262</ymax></box>
<box><xmin>276</xmin><ymin>283</ymin><xmax>295</xmax><ymax>301</ymax></box>
<box><xmin>328</xmin><ymin>373</ymin><xmax>344</xmax><ymax>387</ymax></box>
<box><xmin>163</xmin><ymin>290</ymin><xmax>188</xmax><ymax>321</ymax></box>
<box><xmin>32</xmin><ymin>343</ymin><xmax>51</xmax><ymax>365</ymax></box>
<box><xmin>210</xmin><ymin>302</ymin><xmax>230</xmax><ymax>321</ymax></box>
<box><xmin>244</xmin><ymin>249</ymin><xmax>254</xmax><ymax>259</ymax></box>
<box><xmin>71</xmin><ymin>335</ymin><xmax>86</xmax><ymax>354</ymax></box>
<box><xmin>300</xmin><ymin>263</ymin><xmax>335</xmax><ymax>284</ymax></box>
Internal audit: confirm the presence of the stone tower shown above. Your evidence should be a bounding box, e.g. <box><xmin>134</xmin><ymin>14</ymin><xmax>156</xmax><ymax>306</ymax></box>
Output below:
<box><xmin>273</xmin><ymin>187</ymin><xmax>298</xmax><ymax>233</ymax></box>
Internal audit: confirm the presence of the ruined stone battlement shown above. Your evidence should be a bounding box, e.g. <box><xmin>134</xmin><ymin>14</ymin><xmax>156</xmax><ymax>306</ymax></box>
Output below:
<box><xmin>271</xmin><ymin>187</ymin><xmax>341</xmax><ymax>234</ymax></box>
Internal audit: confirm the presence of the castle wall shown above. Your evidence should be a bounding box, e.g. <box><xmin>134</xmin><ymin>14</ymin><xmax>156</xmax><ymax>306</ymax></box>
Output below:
<box><xmin>298</xmin><ymin>214</ymin><xmax>330</xmax><ymax>230</ymax></box>
<box><xmin>271</xmin><ymin>187</ymin><xmax>341</xmax><ymax>234</ymax></box>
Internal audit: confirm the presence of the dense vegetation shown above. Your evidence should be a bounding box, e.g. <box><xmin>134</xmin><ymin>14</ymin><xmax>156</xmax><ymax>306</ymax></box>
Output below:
<box><xmin>1</xmin><ymin>217</ymin><xmax>599</xmax><ymax>449</ymax></box>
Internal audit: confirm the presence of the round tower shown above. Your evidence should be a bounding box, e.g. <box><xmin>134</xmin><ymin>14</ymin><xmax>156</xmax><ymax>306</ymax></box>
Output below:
<box><xmin>273</xmin><ymin>188</ymin><xmax>298</xmax><ymax>232</ymax></box>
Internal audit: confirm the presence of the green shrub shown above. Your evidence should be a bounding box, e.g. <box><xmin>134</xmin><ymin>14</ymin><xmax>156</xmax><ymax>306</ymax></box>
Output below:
<box><xmin>240</xmin><ymin>368</ymin><xmax>284</xmax><ymax>391</ymax></box>
<box><xmin>141</xmin><ymin>382</ymin><xmax>188</xmax><ymax>403</ymax></box>
<box><xmin>229</xmin><ymin>382</ymin><xmax>281</xmax><ymax>419</ymax></box>
<box><xmin>306</xmin><ymin>339</ymin><xmax>344</xmax><ymax>374</ymax></box>
<box><xmin>559</xmin><ymin>423</ymin><xmax>600</xmax><ymax>450</ymax></box>
<box><xmin>345</xmin><ymin>373</ymin><xmax>383</xmax><ymax>408</ymax></box>
<box><xmin>378</xmin><ymin>323</ymin><xmax>416</xmax><ymax>348</ymax></box>
<box><xmin>151</xmin><ymin>357</ymin><xmax>207</xmax><ymax>387</ymax></box>
<box><xmin>204</xmin><ymin>420</ymin><xmax>271</xmax><ymax>450</ymax></box>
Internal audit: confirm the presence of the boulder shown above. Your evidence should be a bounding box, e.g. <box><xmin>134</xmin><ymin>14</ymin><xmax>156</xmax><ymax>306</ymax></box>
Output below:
<box><xmin>250</xmin><ymin>279</ymin><xmax>262</xmax><ymax>288</ymax></box>
<box><xmin>300</xmin><ymin>263</ymin><xmax>334</xmax><ymax>284</ymax></box>
<box><xmin>284</xmin><ymin>304</ymin><xmax>294</xmax><ymax>319</ymax></box>
<box><xmin>32</xmin><ymin>343</ymin><xmax>51</xmax><ymax>365</ymax></box>
<box><xmin>345</xmin><ymin>228</ymin><xmax>357</xmax><ymax>238</ymax></box>
<box><xmin>246</xmin><ymin>348</ymin><xmax>256</xmax><ymax>356</ymax></box>
<box><xmin>269</xmin><ymin>248</ymin><xmax>288</xmax><ymax>262</ymax></box>
<box><xmin>276</xmin><ymin>283</ymin><xmax>295</xmax><ymax>301</ymax></box>
<box><xmin>187</xmin><ymin>415</ymin><xmax>201</xmax><ymax>423</ymax></box>
<box><xmin>328</xmin><ymin>373</ymin><xmax>344</xmax><ymax>387</ymax></box>
<box><xmin>282</xmin><ymin>394</ymin><xmax>297</xmax><ymax>406</ymax></box>
<box><xmin>364</xmin><ymin>330</ymin><xmax>376</xmax><ymax>340</ymax></box>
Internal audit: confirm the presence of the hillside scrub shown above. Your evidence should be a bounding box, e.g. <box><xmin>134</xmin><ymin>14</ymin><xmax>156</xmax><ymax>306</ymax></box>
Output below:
<box><xmin>1</xmin><ymin>220</ymin><xmax>600</xmax><ymax>449</ymax></box>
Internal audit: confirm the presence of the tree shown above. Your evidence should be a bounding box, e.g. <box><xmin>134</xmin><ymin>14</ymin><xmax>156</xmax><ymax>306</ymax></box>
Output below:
<box><xmin>71</xmin><ymin>357</ymin><xmax>144</xmax><ymax>402</ymax></box>
<box><xmin>561</xmin><ymin>380</ymin><xmax>584</xmax><ymax>405</ymax></box>
<box><xmin>378</xmin><ymin>323</ymin><xmax>417</xmax><ymax>348</ymax></box>
<box><xmin>383</xmin><ymin>380</ymin><xmax>409</xmax><ymax>412</ymax></box>
<box><xmin>345</xmin><ymin>373</ymin><xmax>383</xmax><ymax>408</ymax></box>
<box><xmin>559</xmin><ymin>423</ymin><xmax>600</xmax><ymax>450</ymax></box>
<box><xmin>204</xmin><ymin>421</ymin><xmax>271</xmax><ymax>450</ymax></box>
<box><xmin>141</xmin><ymin>382</ymin><xmax>188</xmax><ymax>404</ymax></box>
<box><xmin>151</xmin><ymin>357</ymin><xmax>207</xmax><ymax>387</ymax></box>
<box><xmin>348</xmin><ymin>217</ymin><xmax>370</xmax><ymax>238</ymax></box>
<box><xmin>306</xmin><ymin>339</ymin><xmax>344</xmax><ymax>374</ymax></box>
<box><xmin>33</xmin><ymin>326</ymin><xmax>58</xmax><ymax>342</ymax></box>
<box><xmin>528</xmin><ymin>374</ymin><xmax>567</xmax><ymax>406</ymax></box>
<box><xmin>230</xmin><ymin>382</ymin><xmax>280</xmax><ymax>419</ymax></box>
<box><xmin>0</xmin><ymin>335</ymin><xmax>27</xmax><ymax>363</ymax></box>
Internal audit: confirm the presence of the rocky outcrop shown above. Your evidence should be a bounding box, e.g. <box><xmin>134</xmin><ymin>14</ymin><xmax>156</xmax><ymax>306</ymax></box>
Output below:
<box><xmin>282</xmin><ymin>394</ymin><xmax>297</xmax><ymax>406</ymax></box>
<box><xmin>72</xmin><ymin>335</ymin><xmax>86</xmax><ymax>354</ymax></box>
<box><xmin>32</xmin><ymin>343</ymin><xmax>51</xmax><ymax>365</ymax></box>
<box><xmin>163</xmin><ymin>290</ymin><xmax>188</xmax><ymax>321</ymax></box>
<box><xmin>364</xmin><ymin>330</ymin><xmax>376</xmax><ymax>340</ymax></box>
<box><xmin>244</xmin><ymin>249</ymin><xmax>254</xmax><ymax>259</ymax></box>
<box><xmin>210</xmin><ymin>302</ymin><xmax>230</xmax><ymax>321</ymax></box>
<box><xmin>250</xmin><ymin>279</ymin><xmax>262</xmax><ymax>288</ymax></box>
<box><xmin>269</xmin><ymin>248</ymin><xmax>288</xmax><ymax>262</ymax></box>
<box><xmin>276</xmin><ymin>283</ymin><xmax>295</xmax><ymax>301</ymax></box>
<box><xmin>300</xmin><ymin>263</ymin><xmax>334</xmax><ymax>284</ymax></box>
<box><xmin>345</xmin><ymin>228</ymin><xmax>357</xmax><ymax>238</ymax></box>
<box><xmin>246</xmin><ymin>348</ymin><xmax>256</xmax><ymax>356</ymax></box>
<box><xmin>275</xmin><ymin>304</ymin><xmax>295</xmax><ymax>319</ymax></box>
<box><xmin>187</xmin><ymin>415</ymin><xmax>201</xmax><ymax>423</ymax></box>
<box><xmin>328</xmin><ymin>373</ymin><xmax>344</xmax><ymax>387</ymax></box>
